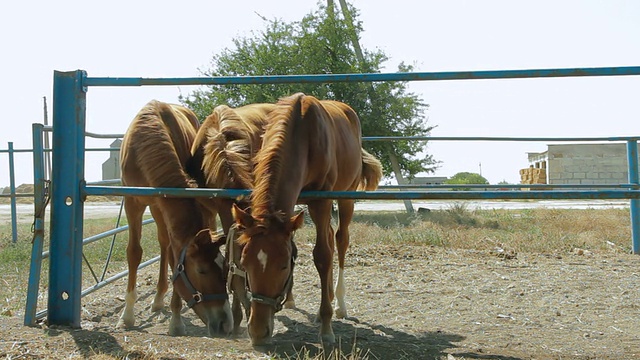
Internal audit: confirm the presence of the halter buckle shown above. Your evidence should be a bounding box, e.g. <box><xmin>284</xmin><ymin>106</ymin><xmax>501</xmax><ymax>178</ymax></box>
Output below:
<box><xmin>192</xmin><ymin>291</ymin><xmax>203</xmax><ymax>304</ymax></box>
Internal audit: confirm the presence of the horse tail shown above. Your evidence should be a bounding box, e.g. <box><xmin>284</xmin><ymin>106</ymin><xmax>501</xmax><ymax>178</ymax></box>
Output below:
<box><xmin>359</xmin><ymin>148</ymin><xmax>383</xmax><ymax>191</ymax></box>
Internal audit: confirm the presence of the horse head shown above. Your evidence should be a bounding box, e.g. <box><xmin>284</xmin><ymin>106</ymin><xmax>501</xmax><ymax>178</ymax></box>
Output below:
<box><xmin>232</xmin><ymin>203</ymin><xmax>304</xmax><ymax>345</ymax></box>
<box><xmin>171</xmin><ymin>228</ymin><xmax>233</xmax><ymax>336</ymax></box>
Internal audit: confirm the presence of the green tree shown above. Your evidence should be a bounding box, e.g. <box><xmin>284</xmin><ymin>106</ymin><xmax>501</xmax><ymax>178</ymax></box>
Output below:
<box><xmin>444</xmin><ymin>172</ymin><xmax>489</xmax><ymax>190</ymax></box>
<box><xmin>180</xmin><ymin>1</ymin><xmax>438</xmax><ymax>180</ymax></box>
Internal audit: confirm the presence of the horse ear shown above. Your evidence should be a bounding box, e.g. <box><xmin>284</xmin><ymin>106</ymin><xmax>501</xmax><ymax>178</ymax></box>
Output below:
<box><xmin>194</xmin><ymin>229</ymin><xmax>212</xmax><ymax>243</ymax></box>
<box><xmin>289</xmin><ymin>210</ymin><xmax>305</xmax><ymax>232</ymax></box>
<box><xmin>211</xmin><ymin>233</ymin><xmax>226</xmax><ymax>247</ymax></box>
<box><xmin>232</xmin><ymin>203</ymin><xmax>253</xmax><ymax>228</ymax></box>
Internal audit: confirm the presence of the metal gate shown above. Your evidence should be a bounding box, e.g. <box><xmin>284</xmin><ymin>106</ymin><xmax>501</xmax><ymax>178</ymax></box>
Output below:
<box><xmin>30</xmin><ymin>66</ymin><xmax>640</xmax><ymax>328</ymax></box>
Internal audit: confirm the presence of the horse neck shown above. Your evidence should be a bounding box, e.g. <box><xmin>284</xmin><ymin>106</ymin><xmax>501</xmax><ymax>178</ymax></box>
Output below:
<box><xmin>252</xmin><ymin>109</ymin><xmax>307</xmax><ymax>219</ymax></box>
<box><xmin>159</xmin><ymin>198</ymin><xmax>206</xmax><ymax>252</ymax></box>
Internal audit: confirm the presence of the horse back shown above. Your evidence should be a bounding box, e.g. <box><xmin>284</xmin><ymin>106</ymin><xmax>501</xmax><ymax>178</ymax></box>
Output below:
<box><xmin>300</xmin><ymin>96</ymin><xmax>363</xmax><ymax>191</ymax></box>
<box><xmin>120</xmin><ymin>100</ymin><xmax>198</xmax><ymax>189</ymax></box>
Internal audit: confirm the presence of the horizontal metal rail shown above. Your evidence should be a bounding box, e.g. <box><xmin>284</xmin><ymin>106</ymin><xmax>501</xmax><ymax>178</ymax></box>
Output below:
<box><xmin>381</xmin><ymin>183</ymin><xmax>640</xmax><ymax>189</ymax></box>
<box><xmin>84</xmin><ymin>66</ymin><xmax>640</xmax><ymax>87</ymax></box>
<box><xmin>365</xmin><ymin>136</ymin><xmax>640</xmax><ymax>142</ymax></box>
<box><xmin>6</xmin><ymin>135</ymin><xmax>638</xmax><ymax>154</ymax></box>
<box><xmin>34</xmin><ymin>255</ymin><xmax>161</xmax><ymax>320</ymax></box>
<box><xmin>84</xmin><ymin>185</ymin><xmax>640</xmax><ymax>200</ymax></box>
<box><xmin>87</xmin><ymin>179</ymin><xmax>121</xmax><ymax>186</ymax></box>
<box><xmin>0</xmin><ymin>193</ymin><xmax>33</xmax><ymax>198</ymax></box>
<box><xmin>41</xmin><ymin>218</ymin><xmax>155</xmax><ymax>260</ymax></box>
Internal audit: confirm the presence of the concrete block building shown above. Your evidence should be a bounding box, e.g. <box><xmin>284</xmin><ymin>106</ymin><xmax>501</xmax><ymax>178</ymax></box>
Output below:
<box><xmin>525</xmin><ymin>143</ymin><xmax>633</xmax><ymax>185</ymax></box>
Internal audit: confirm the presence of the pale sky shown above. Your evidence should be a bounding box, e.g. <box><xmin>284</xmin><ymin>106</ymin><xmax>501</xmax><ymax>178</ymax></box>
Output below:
<box><xmin>1</xmin><ymin>0</ymin><xmax>639</xmax><ymax>188</ymax></box>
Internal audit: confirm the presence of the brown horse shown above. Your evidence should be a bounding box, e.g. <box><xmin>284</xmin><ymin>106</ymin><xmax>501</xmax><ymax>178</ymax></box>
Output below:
<box><xmin>117</xmin><ymin>100</ymin><xmax>233</xmax><ymax>336</ymax></box>
<box><xmin>187</xmin><ymin>103</ymin><xmax>294</xmax><ymax>333</ymax></box>
<box><xmin>232</xmin><ymin>93</ymin><xmax>383</xmax><ymax>345</ymax></box>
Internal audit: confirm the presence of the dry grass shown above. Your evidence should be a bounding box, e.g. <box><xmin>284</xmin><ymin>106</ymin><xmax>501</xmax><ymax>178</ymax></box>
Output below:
<box><xmin>0</xmin><ymin>203</ymin><xmax>635</xmax><ymax>359</ymax></box>
<box><xmin>312</xmin><ymin>203</ymin><xmax>631</xmax><ymax>255</ymax></box>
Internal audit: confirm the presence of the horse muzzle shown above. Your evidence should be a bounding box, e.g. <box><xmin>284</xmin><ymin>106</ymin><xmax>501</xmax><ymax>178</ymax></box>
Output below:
<box><xmin>196</xmin><ymin>300</ymin><xmax>234</xmax><ymax>336</ymax></box>
<box><xmin>247</xmin><ymin>304</ymin><xmax>275</xmax><ymax>345</ymax></box>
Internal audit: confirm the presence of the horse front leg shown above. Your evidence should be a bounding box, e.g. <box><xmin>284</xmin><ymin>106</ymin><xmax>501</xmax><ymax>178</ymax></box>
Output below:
<box><xmin>220</xmin><ymin>201</ymin><xmax>250</xmax><ymax>334</ymax></box>
<box><xmin>168</xmin><ymin>289</ymin><xmax>186</xmax><ymax>336</ymax></box>
<box><xmin>308</xmin><ymin>200</ymin><xmax>336</xmax><ymax>344</ymax></box>
<box><xmin>166</xmin><ymin>229</ymin><xmax>186</xmax><ymax>336</ymax></box>
<box><xmin>117</xmin><ymin>197</ymin><xmax>145</xmax><ymax>328</ymax></box>
<box><xmin>283</xmin><ymin>240</ymin><xmax>298</xmax><ymax>309</ymax></box>
<box><xmin>230</xmin><ymin>268</ymin><xmax>250</xmax><ymax>334</ymax></box>
<box><xmin>334</xmin><ymin>199</ymin><xmax>354</xmax><ymax>319</ymax></box>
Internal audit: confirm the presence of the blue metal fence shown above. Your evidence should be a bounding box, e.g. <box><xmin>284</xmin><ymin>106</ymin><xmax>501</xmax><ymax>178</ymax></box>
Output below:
<box><xmin>0</xmin><ymin>143</ymin><xmax>36</xmax><ymax>243</ymax></box>
<box><xmin>37</xmin><ymin>66</ymin><xmax>640</xmax><ymax>327</ymax></box>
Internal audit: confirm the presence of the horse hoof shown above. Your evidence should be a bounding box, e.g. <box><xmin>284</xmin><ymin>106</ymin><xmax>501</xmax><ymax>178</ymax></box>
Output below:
<box><xmin>320</xmin><ymin>332</ymin><xmax>336</xmax><ymax>345</ymax></box>
<box><xmin>168</xmin><ymin>321</ymin><xmax>187</xmax><ymax>336</ymax></box>
<box><xmin>116</xmin><ymin>314</ymin><xmax>135</xmax><ymax>328</ymax></box>
<box><xmin>334</xmin><ymin>307</ymin><xmax>347</xmax><ymax>319</ymax></box>
<box><xmin>283</xmin><ymin>299</ymin><xmax>296</xmax><ymax>309</ymax></box>
<box><xmin>168</xmin><ymin>326</ymin><xmax>186</xmax><ymax>336</ymax></box>
<box><xmin>150</xmin><ymin>301</ymin><xmax>165</xmax><ymax>312</ymax></box>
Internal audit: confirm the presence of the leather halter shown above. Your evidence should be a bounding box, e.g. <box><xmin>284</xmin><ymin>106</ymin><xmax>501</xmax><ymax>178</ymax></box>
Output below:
<box><xmin>246</xmin><ymin>257</ymin><xmax>294</xmax><ymax>312</ymax></box>
<box><xmin>226</xmin><ymin>224</ymin><xmax>246</xmax><ymax>293</ymax></box>
<box><xmin>171</xmin><ymin>243</ymin><xmax>228</xmax><ymax>309</ymax></box>
<box><xmin>227</xmin><ymin>224</ymin><xmax>296</xmax><ymax>312</ymax></box>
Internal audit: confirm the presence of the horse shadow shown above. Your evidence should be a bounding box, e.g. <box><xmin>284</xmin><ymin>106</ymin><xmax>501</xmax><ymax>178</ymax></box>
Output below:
<box><xmin>107</xmin><ymin>290</ymin><xmax>210</xmax><ymax>336</ymax></box>
<box><xmin>250</xmin><ymin>307</ymin><xmax>523</xmax><ymax>360</ymax></box>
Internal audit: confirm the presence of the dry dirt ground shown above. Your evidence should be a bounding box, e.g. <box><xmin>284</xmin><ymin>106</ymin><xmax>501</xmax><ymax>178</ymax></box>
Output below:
<box><xmin>1</xmin><ymin>242</ymin><xmax>639</xmax><ymax>360</ymax></box>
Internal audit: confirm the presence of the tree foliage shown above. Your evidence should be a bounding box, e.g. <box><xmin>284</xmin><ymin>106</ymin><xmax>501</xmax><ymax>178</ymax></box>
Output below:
<box><xmin>180</xmin><ymin>1</ymin><xmax>438</xmax><ymax>178</ymax></box>
<box><xmin>445</xmin><ymin>172</ymin><xmax>490</xmax><ymax>185</ymax></box>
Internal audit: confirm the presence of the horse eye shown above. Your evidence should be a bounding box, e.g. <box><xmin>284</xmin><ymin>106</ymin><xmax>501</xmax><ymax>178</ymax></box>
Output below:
<box><xmin>280</xmin><ymin>264</ymin><xmax>289</xmax><ymax>271</ymax></box>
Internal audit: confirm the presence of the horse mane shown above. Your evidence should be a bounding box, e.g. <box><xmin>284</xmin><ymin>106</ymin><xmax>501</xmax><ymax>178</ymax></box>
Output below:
<box><xmin>195</xmin><ymin>104</ymin><xmax>273</xmax><ymax>190</ymax></box>
<box><xmin>125</xmin><ymin>100</ymin><xmax>198</xmax><ymax>189</ymax></box>
<box><xmin>251</xmin><ymin>93</ymin><xmax>305</xmax><ymax>219</ymax></box>
<box><xmin>203</xmin><ymin>106</ymin><xmax>251</xmax><ymax>189</ymax></box>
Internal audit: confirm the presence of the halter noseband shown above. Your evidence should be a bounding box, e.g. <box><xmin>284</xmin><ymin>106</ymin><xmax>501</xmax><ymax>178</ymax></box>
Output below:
<box><xmin>227</xmin><ymin>224</ymin><xmax>296</xmax><ymax>313</ymax></box>
<box><xmin>171</xmin><ymin>243</ymin><xmax>228</xmax><ymax>309</ymax></box>
<box><xmin>246</xmin><ymin>262</ymin><xmax>294</xmax><ymax>312</ymax></box>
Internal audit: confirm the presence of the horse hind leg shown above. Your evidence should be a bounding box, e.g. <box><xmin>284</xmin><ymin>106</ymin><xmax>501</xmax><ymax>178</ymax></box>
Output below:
<box><xmin>149</xmin><ymin>205</ymin><xmax>170</xmax><ymax>312</ymax></box>
<box><xmin>117</xmin><ymin>197</ymin><xmax>146</xmax><ymax>328</ymax></box>
<box><xmin>334</xmin><ymin>199</ymin><xmax>355</xmax><ymax>319</ymax></box>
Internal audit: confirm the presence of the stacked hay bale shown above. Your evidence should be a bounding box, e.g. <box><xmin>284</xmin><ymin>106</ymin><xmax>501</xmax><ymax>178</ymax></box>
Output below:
<box><xmin>519</xmin><ymin>167</ymin><xmax>547</xmax><ymax>185</ymax></box>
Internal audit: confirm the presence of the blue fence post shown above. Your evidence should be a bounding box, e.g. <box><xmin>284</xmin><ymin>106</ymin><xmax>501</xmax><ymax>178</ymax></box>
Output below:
<box><xmin>627</xmin><ymin>140</ymin><xmax>640</xmax><ymax>254</ymax></box>
<box><xmin>8</xmin><ymin>142</ymin><xmax>17</xmax><ymax>243</ymax></box>
<box><xmin>48</xmin><ymin>70</ymin><xmax>87</xmax><ymax>327</ymax></box>
<box><xmin>24</xmin><ymin>124</ymin><xmax>46</xmax><ymax>325</ymax></box>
